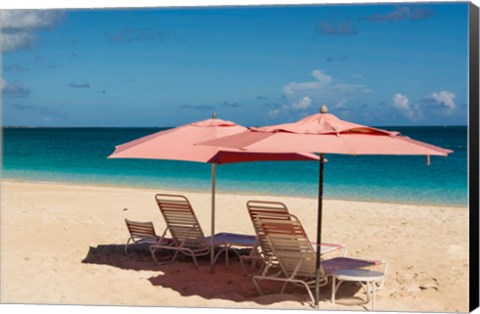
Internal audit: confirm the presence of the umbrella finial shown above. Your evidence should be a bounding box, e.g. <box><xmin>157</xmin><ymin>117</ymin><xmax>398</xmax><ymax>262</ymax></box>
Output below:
<box><xmin>320</xmin><ymin>104</ymin><xmax>328</xmax><ymax>114</ymax></box>
<box><xmin>212</xmin><ymin>112</ymin><xmax>217</xmax><ymax>119</ymax></box>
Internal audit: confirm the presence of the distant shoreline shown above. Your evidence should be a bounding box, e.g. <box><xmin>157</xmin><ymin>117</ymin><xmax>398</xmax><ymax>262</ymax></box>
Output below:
<box><xmin>1</xmin><ymin>178</ymin><xmax>467</xmax><ymax>209</ymax></box>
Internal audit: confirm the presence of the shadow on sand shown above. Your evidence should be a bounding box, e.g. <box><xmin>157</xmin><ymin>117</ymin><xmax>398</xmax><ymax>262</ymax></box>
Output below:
<box><xmin>82</xmin><ymin>243</ymin><xmax>365</xmax><ymax>308</ymax></box>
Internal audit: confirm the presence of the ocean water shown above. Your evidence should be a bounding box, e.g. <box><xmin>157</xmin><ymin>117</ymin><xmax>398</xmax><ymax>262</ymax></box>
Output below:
<box><xmin>1</xmin><ymin>126</ymin><xmax>467</xmax><ymax>206</ymax></box>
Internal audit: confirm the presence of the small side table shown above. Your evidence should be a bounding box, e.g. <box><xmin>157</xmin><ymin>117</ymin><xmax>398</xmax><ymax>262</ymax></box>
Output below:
<box><xmin>331</xmin><ymin>269</ymin><xmax>385</xmax><ymax>311</ymax></box>
<box><xmin>208</xmin><ymin>233</ymin><xmax>257</xmax><ymax>267</ymax></box>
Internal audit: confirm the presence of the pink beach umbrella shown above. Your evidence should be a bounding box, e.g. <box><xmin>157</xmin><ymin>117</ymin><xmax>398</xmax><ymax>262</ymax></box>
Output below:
<box><xmin>108</xmin><ymin>113</ymin><xmax>318</xmax><ymax>272</ymax></box>
<box><xmin>198</xmin><ymin>105</ymin><xmax>452</xmax><ymax>305</ymax></box>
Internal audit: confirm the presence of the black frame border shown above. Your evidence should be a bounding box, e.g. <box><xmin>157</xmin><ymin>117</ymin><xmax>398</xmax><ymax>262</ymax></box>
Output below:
<box><xmin>469</xmin><ymin>1</ymin><xmax>480</xmax><ymax>312</ymax></box>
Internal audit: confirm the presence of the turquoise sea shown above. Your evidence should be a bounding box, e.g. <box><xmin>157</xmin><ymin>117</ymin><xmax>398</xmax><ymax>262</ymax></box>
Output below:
<box><xmin>1</xmin><ymin>126</ymin><xmax>467</xmax><ymax>206</ymax></box>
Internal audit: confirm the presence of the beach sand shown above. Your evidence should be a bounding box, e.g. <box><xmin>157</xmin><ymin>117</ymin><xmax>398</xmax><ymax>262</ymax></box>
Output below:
<box><xmin>0</xmin><ymin>180</ymin><xmax>469</xmax><ymax>312</ymax></box>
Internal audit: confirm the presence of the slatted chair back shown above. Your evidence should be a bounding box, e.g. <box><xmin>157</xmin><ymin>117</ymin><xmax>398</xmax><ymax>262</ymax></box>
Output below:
<box><xmin>247</xmin><ymin>200</ymin><xmax>291</xmax><ymax>259</ymax></box>
<box><xmin>125</xmin><ymin>219</ymin><xmax>157</xmax><ymax>241</ymax></box>
<box><xmin>155</xmin><ymin>194</ymin><xmax>208</xmax><ymax>249</ymax></box>
<box><xmin>259</xmin><ymin>214</ymin><xmax>324</xmax><ymax>278</ymax></box>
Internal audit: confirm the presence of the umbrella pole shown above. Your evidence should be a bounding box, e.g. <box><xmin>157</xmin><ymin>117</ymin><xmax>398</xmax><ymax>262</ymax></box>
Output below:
<box><xmin>314</xmin><ymin>154</ymin><xmax>325</xmax><ymax>307</ymax></box>
<box><xmin>210</xmin><ymin>163</ymin><xmax>216</xmax><ymax>273</ymax></box>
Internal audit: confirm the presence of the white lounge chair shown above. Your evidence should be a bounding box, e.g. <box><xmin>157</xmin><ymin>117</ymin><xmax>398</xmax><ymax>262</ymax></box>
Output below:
<box><xmin>124</xmin><ymin>218</ymin><xmax>171</xmax><ymax>255</ymax></box>
<box><xmin>151</xmin><ymin>194</ymin><xmax>256</xmax><ymax>268</ymax></box>
<box><xmin>252</xmin><ymin>214</ymin><xmax>387</xmax><ymax>307</ymax></box>
<box><xmin>240</xmin><ymin>200</ymin><xmax>347</xmax><ymax>275</ymax></box>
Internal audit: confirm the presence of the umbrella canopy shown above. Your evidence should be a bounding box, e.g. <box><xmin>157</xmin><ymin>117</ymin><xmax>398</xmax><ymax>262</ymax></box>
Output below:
<box><xmin>198</xmin><ymin>106</ymin><xmax>452</xmax><ymax>305</ymax></box>
<box><xmin>198</xmin><ymin>111</ymin><xmax>452</xmax><ymax>157</ymax></box>
<box><xmin>109</xmin><ymin>117</ymin><xmax>318</xmax><ymax>163</ymax></box>
<box><xmin>108</xmin><ymin>115</ymin><xmax>318</xmax><ymax>272</ymax></box>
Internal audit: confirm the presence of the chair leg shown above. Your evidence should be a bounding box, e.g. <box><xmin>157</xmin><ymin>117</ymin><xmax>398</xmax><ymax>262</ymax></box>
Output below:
<box><xmin>225</xmin><ymin>246</ymin><xmax>229</xmax><ymax>267</ymax></box>
<box><xmin>213</xmin><ymin>247</ymin><xmax>227</xmax><ymax>265</ymax></box>
<box><xmin>280</xmin><ymin>281</ymin><xmax>288</xmax><ymax>294</ymax></box>
<box><xmin>252</xmin><ymin>276</ymin><xmax>263</xmax><ymax>296</ymax></box>
<box><xmin>376</xmin><ymin>262</ymin><xmax>388</xmax><ymax>289</ymax></box>
<box><xmin>191</xmin><ymin>254</ymin><xmax>200</xmax><ymax>269</ymax></box>
<box><xmin>179</xmin><ymin>248</ymin><xmax>200</xmax><ymax>269</ymax></box>
<box><xmin>150</xmin><ymin>247</ymin><xmax>160</xmax><ymax>263</ymax></box>
<box><xmin>125</xmin><ymin>238</ymin><xmax>133</xmax><ymax>255</ymax></box>
<box><xmin>332</xmin><ymin>278</ymin><xmax>345</xmax><ymax>304</ymax></box>
<box><xmin>331</xmin><ymin>276</ymin><xmax>336</xmax><ymax>304</ymax></box>
<box><xmin>230</xmin><ymin>248</ymin><xmax>242</xmax><ymax>261</ymax></box>
<box><xmin>251</xmin><ymin>258</ymin><xmax>257</xmax><ymax>271</ymax></box>
<box><xmin>150</xmin><ymin>246</ymin><xmax>179</xmax><ymax>265</ymax></box>
<box><xmin>298</xmin><ymin>281</ymin><xmax>315</xmax><ymax>307</ymax></box>
<box><xmin>149</xmin><ymin>246</ymin><xmax>156</xmax><ymax>262</ymax></box>
<box><xmin>257</xmin><ymin>262</ymin><xmax>266</xmax><ymax>275</ymax></box>
<box><xmin>239</xmin><ymin>257</ymin><xmax>248</xmax><ymax>276</ymax></box>
<box><xmin>362</xmin><ymin>282</ymin><xmax>371</xmax><ymax>305</ymax></box>
<box><xmin>239</xmin><ymin>256</ymin><xmax>254</xmax><ymax>276</ymax></box>
<box><xmin>170</xmin><ymin>250</ymin><xmax>179</xmax><ymax>264</ymax></box>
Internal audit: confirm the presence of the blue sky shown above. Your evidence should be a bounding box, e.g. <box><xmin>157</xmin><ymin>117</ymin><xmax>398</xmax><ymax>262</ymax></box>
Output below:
<box><xmin>1</xmin><ymin>3</ymin><xmax>469</xmax><ymax>127</ymax></box>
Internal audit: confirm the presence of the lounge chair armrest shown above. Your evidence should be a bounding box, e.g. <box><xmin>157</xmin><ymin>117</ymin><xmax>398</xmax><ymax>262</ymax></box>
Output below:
<box><xmin>310</xmin><ymin>242</ymin><xmax>348</xmax><ymax>257</ymax></box>
<box><xmin>371</xmin><ymin>260</ymin><xmax>388</xmax><ymax>272</ymax></box>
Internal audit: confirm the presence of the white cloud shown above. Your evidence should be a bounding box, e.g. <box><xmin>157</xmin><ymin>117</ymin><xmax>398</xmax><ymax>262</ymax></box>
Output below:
<box><xmin>1</xmin><ymin>31</ymin><xmax>34</xmax><ymax>51</ymax></box>
<box><xmin>268</xmin><ymin>104</ymin><xmax>288</xmax><ymax>118</ymax></box>
<box><xmin>1</xmin><ymin>10</ymin><xmax>65</xmax><ymax>52</ymax></box>
<box><xmin>271</xmin><ymin>69</ymin><xmax>372</xmax><ymax>119</ymax></box>
<box><xmin>392</xmin><ymin>93</ymin><xmax>422</xmax><ymax>121</ymax></box>
<box><xmin>290</xmin><ymin>96</ymin><xmax>312</xmax><ymax>110</ymax></box>
<box><xmin>284</xmin><ymin>70</ymin><xmax>332</xmax><ymax>95</ymax></box>
<box><xmin>430</xmin><ymin>91</ymin><xmax>457</xmax><ymax>114</ymax></box>
<box><xmin>268</xmin><ymin>96</ymin><xmax>312</xmax><ymax>118</ymax></box>
<box><xmin>283</xmin><ymin>69</ymin><xmax>369</xmax><ymax>101</ymax></box>
<box><xmin>1</xmin><ymin>77</ymin><xmax>31</xmax><ymax>98</ymax></box>
<box><xmin>1</xmin><ymin>10</ymin><xmax>64</xmax><ymax>29</ymax></box>
<box><xmin>311</xmin><ymin>70</ymin><xmax>332</xmax><ymax>85</ymax></box>
<box><xmin>392</xmin><ymin>91</ymin><xmax>457</xmax><ymax>121</ymax></box>
<box><xmin>392</xmin><ymin>93</ymin><xmax>409</xmax><ymax>110</ymax></box>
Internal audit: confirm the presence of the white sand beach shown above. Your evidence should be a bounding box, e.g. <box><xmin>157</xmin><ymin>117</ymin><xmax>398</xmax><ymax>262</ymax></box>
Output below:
<box><xmin>0</xmin><ymin>180</ymin><xmax>469</xmax><ymax>312</ymax></box>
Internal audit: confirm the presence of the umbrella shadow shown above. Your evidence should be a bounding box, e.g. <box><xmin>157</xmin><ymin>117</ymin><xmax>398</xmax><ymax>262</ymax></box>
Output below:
<box><xmin>82</xmin><ymin>244</ymin><xmax>363</xmax><ymax>307</ymax></box>
<box><xmin>82</xmin><ymin>243</ymin><xmax>174</xmax><ymax>271</ymax></box>
<box><xmin>147</xmin><ymin>264</ymin><xmax>364</xmax><ymax>307</ymax></box>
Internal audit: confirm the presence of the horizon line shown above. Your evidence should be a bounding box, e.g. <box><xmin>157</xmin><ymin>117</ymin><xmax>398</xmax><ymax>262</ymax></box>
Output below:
<box><xmin>1</xmin><ymin>124</ymin><xmax>469</xmax><ymax>129</ymax></box>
